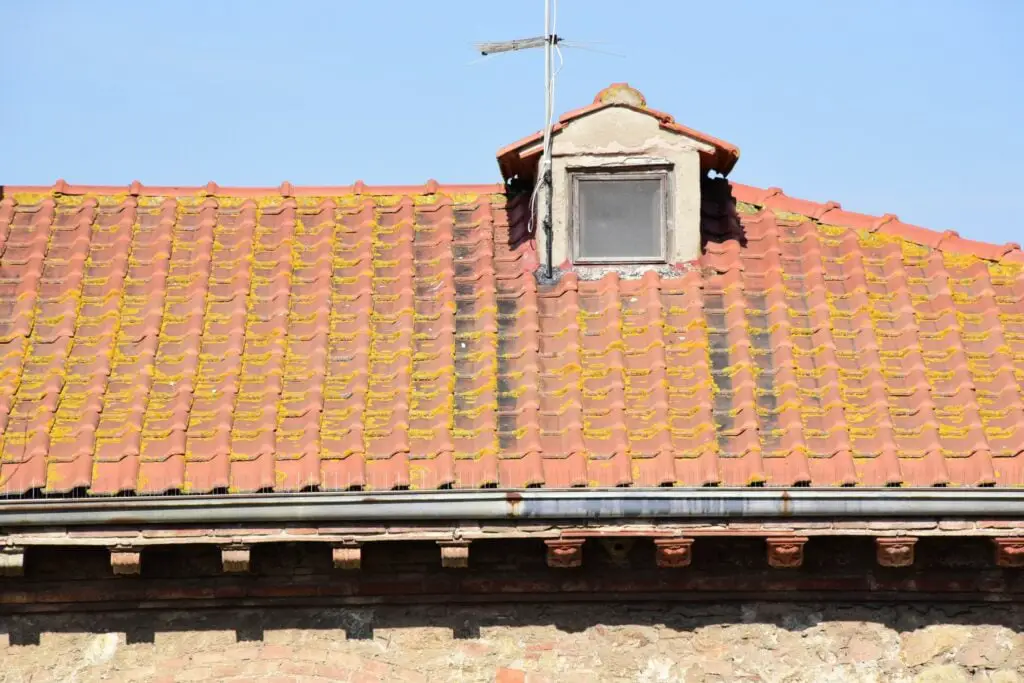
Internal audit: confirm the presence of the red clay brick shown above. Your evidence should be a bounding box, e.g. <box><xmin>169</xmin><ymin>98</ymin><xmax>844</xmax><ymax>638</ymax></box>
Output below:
<box><xmin>213</xmin><ymin>661</ymin><xmax>279</xmax><ymax>678</ymax></box>
<box><xmin>317</xmin><ymin>527</ymin><xmax>386</xmax><ymax>535</ymax></box>
<box><xmin>159</xmin><ymin>657</ymin><xmax>192</xmax><ymax>670</ymax></box>
<box><xmin>322</xmin><ymin>653</ymin><xmax>366</xmax><ymax>670</ymax></box>
<box><xmin>867</xmin><ymin>521</ymin><xmax>937</xmax><ymax>530</ymax></box>
<box><xmin>142</xmin><ymin>529</ymin><xmax>211</xmax><ymax>538</ymax></box>
<box><xmin>294</xmin><ymin>646</ymin><xmax>329</xmax><ymax>663</ymax></box>
<box><xmin>192</xmin><ymin>651</ymin><xmax>232</xmax><ymax>666</ymax></box>
<box><xmin>119</xmin><ymin>667</ymin><xmax>159</xmax><ymax>681</ymax></box>
<box><xmin>460</xmin><ymin>642</ymin><xmax>491</xmax><ymax>657</ymax></box>
<box><xmin>496</xmin><ymin>668</ymin><xmax>527</xmax><ymax>683</ymax></box>
<box><xmin>358</xmin><ymin>659</ymin><xmax>390</xmax><ymax>676</ymax></box>
<box><xmin>231</xmin><ymin>645</ymin><xmax>263</xmax><ymax>661</ymax></box>
<box><xmin>724</xmin><ymin>523</ymin><xmax>769</xmax><ymax>531</ymax></box>
<box><xmin>351</xmin><ymin>672</ymin><xmax>383</xmax><ymax>683</ymax></box>
<box><xmin>389</xmin><ymin>668</ymin><xmax>428</xmax><ymax>683</ymax></box>
<box><xmin>69</xmin><ymin>529</ymin><xmax>141</xmax><ymax>538</ymax></box>
<box><xmin>260</xmin><ymin>644</ymin><xmax>295</xmax><ymax>660</ymax></box>
<box><xmin>211</xmin><ymin>664</ymin><xmax>244</xmax><ymax>679</ymax></box>
<box><xmin>315</xmin><ymin>664</ymin><xmax>355</xmax><ymax>680</ymax></box>
<box><xmin>281</xmin><ymin>660</ymin><xmax>319</xmax><ymax>676</ymax></box>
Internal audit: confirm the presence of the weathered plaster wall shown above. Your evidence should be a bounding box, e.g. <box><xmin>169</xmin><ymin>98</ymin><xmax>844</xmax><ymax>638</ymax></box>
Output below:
<box><xmin>547</xmin><ymin>106</ymin><xmax>710</xmax><ymax>267</ymax></box>
<box><xmin>2</xmin><ymin>603</ymin><xmax>1023</xmax><ymax>683</ymax></box>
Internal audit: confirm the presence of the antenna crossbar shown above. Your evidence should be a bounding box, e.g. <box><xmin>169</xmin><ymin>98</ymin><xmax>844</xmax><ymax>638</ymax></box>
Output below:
<box><xmin>475</xmin><ymin>0</ymin><xmax>568</xmax><ymax>280</ymax></box>
<box><xmin>475</xmin><ymin>35</ymin><xmax>560</xmax><ymax>56</ymax></box>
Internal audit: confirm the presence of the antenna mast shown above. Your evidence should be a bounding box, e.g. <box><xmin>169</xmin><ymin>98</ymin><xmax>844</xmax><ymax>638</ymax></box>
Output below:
<box><xmin>540</xmin><ymin>0</ymin><xmax>556</xmax><ymax>280</ymax></box>
<box><xmin>476</xmin><ymin>0</ymin><xmax>561</xmax><ymax>279</ymax></box>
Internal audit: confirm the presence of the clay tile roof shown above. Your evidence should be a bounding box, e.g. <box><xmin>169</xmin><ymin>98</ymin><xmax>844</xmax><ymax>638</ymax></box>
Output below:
<box><xmin>0</xmin><ymin>172</ymin><xmax>1021</xmax><ymax>495</ymax></box>
<box><xmin>497</xmin><ymin>83</ymin><xmax>741</xmax><ymax>180</ymax></box>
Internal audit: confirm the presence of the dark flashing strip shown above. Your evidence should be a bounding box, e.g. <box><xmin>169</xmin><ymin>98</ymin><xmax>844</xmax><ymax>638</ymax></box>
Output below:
<box><xmin>1</xmin><ymin>488</ymin><xmax>1023</xmax><ymax>528</ymax></box>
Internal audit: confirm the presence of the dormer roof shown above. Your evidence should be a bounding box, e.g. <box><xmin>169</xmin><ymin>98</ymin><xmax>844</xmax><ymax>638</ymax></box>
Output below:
<box><xmin>497</xmin><ymin>83</ymin><xmax>740</xmax><ymax>181</ymax></box>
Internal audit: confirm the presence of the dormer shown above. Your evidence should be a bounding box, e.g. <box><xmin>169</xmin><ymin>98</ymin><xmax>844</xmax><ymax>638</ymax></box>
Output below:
<box><xmin>498</xmin><ymin>83</ymin><xmax>739</xmax><ymax>272</ymax></box>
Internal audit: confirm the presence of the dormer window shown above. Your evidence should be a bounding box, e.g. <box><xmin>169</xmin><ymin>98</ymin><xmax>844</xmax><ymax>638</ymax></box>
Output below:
<box><xmin>497</xmin><ymin>83</ymin><xmax>740</xmax><ymax>272</ymax></box>
<box><xmin>571</xmin><ymin>167</ymin><xmax>670</xmax><ymax>264</ymax></box>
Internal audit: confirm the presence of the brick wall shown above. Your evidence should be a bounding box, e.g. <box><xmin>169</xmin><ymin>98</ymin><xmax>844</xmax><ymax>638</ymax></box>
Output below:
<box><xmin>2</xmin><ymin>603</ymin><xmax>1023</xmax><ymax>683</ymax></box>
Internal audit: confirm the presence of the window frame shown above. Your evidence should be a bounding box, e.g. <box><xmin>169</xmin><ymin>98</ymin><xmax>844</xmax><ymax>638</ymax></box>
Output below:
<box><xmin>569</xmin><ymin>166</ymin><xmax>671</xmax><ymax>265</ymax></box>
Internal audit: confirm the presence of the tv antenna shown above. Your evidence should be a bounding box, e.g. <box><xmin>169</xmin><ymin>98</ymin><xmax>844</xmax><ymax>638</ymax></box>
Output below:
<box><xmin>476</xmin><ymin>0</ymin><xmax>617</xmax><ymax>280</ymax></box>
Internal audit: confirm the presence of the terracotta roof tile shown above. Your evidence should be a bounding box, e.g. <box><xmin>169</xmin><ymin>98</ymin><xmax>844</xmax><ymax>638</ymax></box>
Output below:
<box><xmin>0</xmin><ymin>180</ymin><xmax>1022</xmax><ymax>493</ymax></box>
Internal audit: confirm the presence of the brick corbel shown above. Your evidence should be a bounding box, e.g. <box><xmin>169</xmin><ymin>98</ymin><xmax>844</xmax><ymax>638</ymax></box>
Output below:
<box><xmin>766</xmin><ymin>537</ymin><xmax>808</xmax><ymax>569</ymax></box>
<box><xmin>221</xmin><ymin>545</ymin><xmax>251</xmax><ymax>573</ymax></box>
<box><xmin>110</xmin><ymin>547</ymin><xmax>142</xmax><ymax>576</ymax></box>
<box><xmin>875</xmin><ymin>537</ymin><xmax>916</xmax><ymax>568</ymax></box>
<box><xmin>993</xmin><ymin>538</ymin><xmax>1024</xmax><ymax>568</ymax></box>
<box><xmin>545</xmin><ymin>539</ymin><xmax>584</xmax><ymax>568</ymax></box>
<box><xmin>439</xmin><ymin>541</ymin><xmax>471</xmax><ymax>569</ymax></box>
<box><xmin>654</xmin><ymin>538</ymin><xmax>694</xmax><ymax>568</ymax></box>
<box><xmin>332</xmin><ymin>542</ymin><xmax>362</xmax><ymax>570</ymax></box>
<box><xmin>0</xmin><ymin>546</ymin><xmax>24</xmax><ymax>577</ymax></box>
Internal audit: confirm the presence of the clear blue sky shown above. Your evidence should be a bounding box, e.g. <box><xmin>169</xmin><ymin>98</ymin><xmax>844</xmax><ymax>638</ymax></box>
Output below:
<box><xmin>2</xmin><ymin>1</ymin><xmax>1021</xmax><ymax>243</ymax></box>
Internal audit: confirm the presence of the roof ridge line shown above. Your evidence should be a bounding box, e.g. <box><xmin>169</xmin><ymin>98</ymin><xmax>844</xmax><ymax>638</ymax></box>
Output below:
<box><xmin>731</xmin><ymin>182</ymin><xmax>1024</xmax><ymax>264</ymax></box>
<box><xmin>1</xmin><ymin>179</ymin><xmax>506</xmax><ymax>198</ymax></box>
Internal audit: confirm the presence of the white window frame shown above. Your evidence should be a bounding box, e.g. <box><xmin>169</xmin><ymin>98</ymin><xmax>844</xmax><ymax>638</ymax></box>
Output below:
<box><xmin>569</xmin><ymin>167</ymin><xmax>671</xmax><ymax>265</ymax></box>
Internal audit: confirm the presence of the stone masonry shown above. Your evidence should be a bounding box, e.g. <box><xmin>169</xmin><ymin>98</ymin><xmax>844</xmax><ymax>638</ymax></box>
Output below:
<box><xmin>1</xmin><ymin>604</ymin><xmax>1023</xmax><ymax>683</ymax></box>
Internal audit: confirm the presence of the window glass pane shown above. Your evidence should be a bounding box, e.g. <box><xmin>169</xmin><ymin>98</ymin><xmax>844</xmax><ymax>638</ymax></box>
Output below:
<box><xmin>577</xmin><ymin>177</ymin><xmax>662</xmax><ymax>260</ymax></box>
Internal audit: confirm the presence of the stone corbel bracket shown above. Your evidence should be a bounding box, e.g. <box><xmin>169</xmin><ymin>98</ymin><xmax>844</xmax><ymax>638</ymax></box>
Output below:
<box><xmin>439</xmin><ymin>541</ymin><xmax>471</xmax><ymax>569</ymax></box>
<box><xmin>332</xmin><ymin>542</ymin><xmax>362</xmax><ymax>570</ymax></box>
<box><xmin>876</xmin><ymin>537</ymin><xmax>917</xmax><ymax>568</ymax></box>
<box><xmin>0</xmin><ymin>546</ymin><xmax>25</xmax><ymax>577</ymax></box>
<box><xmin>110</xmin><ymin>547</ymin><xmax>142</xmax><ymax>576</ymax></box>
<box><xmin>654</xmin><ymin>538</ymin><xmax>694</xmax><ymax>568</ymax></box>
<box><xmin>221</xmin><ymin>545</ymin><xmax>251</xmax><ymax>573</ymax></box>
<box><xmin>766</xmin><ymin>537</ymin><xmax>808</xmax><ymax>569</ymax></box>
<box><xmin>545</xmin><ymin>539</ymin><xmax>585</xmax><ymax>568</ymax></box>
<box><xmin>993</xmin><ymin>538</ymin><xmax>1024</xmax><ymax>568</ymax></box>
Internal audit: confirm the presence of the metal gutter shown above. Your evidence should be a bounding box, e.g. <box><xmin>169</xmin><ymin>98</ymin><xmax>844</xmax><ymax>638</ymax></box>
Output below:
<box><xmin>0</xmin><ymin>488</ymin><xmax>1022</xmax><ymax>527</ymax></box>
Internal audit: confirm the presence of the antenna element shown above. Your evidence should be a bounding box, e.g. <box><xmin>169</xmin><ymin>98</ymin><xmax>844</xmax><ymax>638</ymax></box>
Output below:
<box><xmin>475</xmin><ymin>36</ymin><xmax>559</xmax><ymax>56</ymax></box>
<box><xmin>476</xmin><ymin>0</ymin><xmax>562</xmax><ymax>279</ymax></box>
